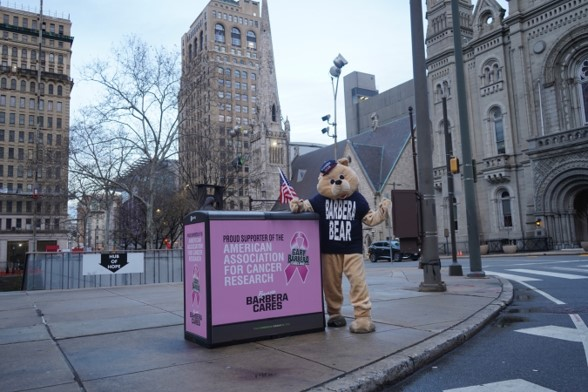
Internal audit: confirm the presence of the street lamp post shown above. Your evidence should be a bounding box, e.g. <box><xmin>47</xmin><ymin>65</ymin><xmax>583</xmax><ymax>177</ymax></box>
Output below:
<box><xmin>410</xmin><ymin>0</ymin><xmax>446</xmax><ymax>292</ymax></box>
<box><xmin>321</xmin><ymin>54</ymin><xmax>347</xmax><ymax>159</ymax></box>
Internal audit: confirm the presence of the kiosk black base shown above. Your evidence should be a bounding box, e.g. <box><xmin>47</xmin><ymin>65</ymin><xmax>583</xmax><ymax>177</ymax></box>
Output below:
<box><xmin>185</xmin><ymin>312</ymin><xmax>325</xmax><ymax>348</ymax></box>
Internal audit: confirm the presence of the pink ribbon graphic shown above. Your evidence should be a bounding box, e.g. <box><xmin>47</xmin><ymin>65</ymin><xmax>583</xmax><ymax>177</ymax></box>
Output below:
<box><xmin>285</xmin><ymin>232</ymin><xmax>310</xmax><ymax>283</ymax></box>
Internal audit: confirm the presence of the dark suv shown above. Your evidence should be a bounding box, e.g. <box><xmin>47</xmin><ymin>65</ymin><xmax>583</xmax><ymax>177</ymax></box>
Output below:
<box><xmin>368</xmin><ymin>240</ymin><xmax>402</xmax><ymax>262</ymax></box>
<box><xmin>368</xmin><ymin>240</ymin><xmax>421</xmax><ymax>262</ymax></box>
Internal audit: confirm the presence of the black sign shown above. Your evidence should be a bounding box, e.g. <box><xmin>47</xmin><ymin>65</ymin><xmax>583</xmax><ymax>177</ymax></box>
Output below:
<box><xmin>100</xmin><ymin>253</ymin><xmax>128</xmax><ymax>273</ymax></box>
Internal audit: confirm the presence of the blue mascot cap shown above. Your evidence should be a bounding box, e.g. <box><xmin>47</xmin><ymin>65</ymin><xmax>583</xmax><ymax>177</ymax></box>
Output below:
<box><xmin>320</xmin><ymin>159</ymin><xmax>338</xmax><ymax>174</ymax></box>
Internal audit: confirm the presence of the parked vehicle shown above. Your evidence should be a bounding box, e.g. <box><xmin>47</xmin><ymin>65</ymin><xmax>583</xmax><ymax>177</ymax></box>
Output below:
<box><xmin>368</xmin><ymin>240</ymin><xmax>402</xmax><ymax>262</ymax></box>
<box><xmin>367</xmin><ymin>240</ymin><xmax>421</xmax><ymax>262</ymax></box>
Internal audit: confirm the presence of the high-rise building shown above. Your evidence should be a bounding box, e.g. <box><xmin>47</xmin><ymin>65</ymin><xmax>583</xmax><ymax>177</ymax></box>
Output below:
<box><xmin>179</xmin><ymin>0</ymin><xmax>289</xmax><ymax>211</ymax></box>
<box><xmin>0</xmin><ymin>4</ymin><xmax>73</xmax><ymax>267</ymax></box>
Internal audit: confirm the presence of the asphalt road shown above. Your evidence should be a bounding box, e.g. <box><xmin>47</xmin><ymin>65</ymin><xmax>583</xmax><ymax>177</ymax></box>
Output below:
<box><xmin>381</xmin><ymin>255</ymin><xmax>588</xmax><ymax>392</ymax></box>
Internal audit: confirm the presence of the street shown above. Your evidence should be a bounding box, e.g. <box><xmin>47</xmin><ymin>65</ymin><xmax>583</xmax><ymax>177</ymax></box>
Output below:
<box><xmin>379</xmin><ymin>255</ymin><xmax>588</xmax><ymax>392</ymax></box>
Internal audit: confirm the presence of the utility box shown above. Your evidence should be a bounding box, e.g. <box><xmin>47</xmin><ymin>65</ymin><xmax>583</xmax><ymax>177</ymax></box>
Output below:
<box><xmin>391</xmin><ymin>190</ymin><xmax>421</xmax><ymax>253</ymax></box>
<box><xmin>183</xmin><ymin>211</ymin><xmax>325</xmax><ymax>348</ymax></box>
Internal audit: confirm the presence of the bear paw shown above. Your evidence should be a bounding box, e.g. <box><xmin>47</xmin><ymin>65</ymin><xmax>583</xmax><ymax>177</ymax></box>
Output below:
<box><xmin>327</xmin><ymin>314</ymin><xmax>347</xmax><ymax>328</ymax></box>
<box><xmin>349</xmin><ymin>317</ymin><xmax>376</xmax><ymax>334</ymax></box>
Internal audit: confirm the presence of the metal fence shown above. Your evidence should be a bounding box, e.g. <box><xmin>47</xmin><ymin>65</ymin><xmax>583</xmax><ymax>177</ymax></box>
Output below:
<box><xmin>22</xmin><ymin>249</ymin><xmax>184</xmax><ymax>291</ymax></box>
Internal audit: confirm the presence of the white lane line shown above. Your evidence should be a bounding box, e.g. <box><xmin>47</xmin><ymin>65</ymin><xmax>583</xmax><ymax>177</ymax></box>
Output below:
<box><xmin>444</xmin><ymin>379</ymin><xmax>556</xmax><ymax>391</ymax></box>
<box><xmin>507</xmin><ymin>269</ymin><xmax>588</xmax><ymax>280</ymax></box>
<box><xmin>516</xmin><ymin>280</ymin><xmax>565</xmax><ymax>305</ymax></box>
<box><xmin>485</xmin><ymin>271</ymin><xmax>565</xmax><ymax>304</ymax></box>
<box><xmin>571</xmin><ymin>314</ymin><xmax>588</xmax><ymax>367</ymax></box>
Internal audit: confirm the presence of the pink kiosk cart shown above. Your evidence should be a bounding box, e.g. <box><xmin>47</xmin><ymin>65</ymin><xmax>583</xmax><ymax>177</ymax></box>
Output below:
<box><xmin>183</xmin><ymin>211</ymin><xmax>324</xmax><ymax>347</ymax></box>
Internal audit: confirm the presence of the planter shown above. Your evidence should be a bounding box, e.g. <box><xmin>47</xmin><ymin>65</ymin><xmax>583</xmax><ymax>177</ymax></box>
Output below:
<box><xmin>581</xmin><ymin>241</ymin><xmax>588</xmax><ymax>252</ymax></box>
<box><xmin>502</xmin><ymin>244</ymin><xmax>517</xmax><ymax>254</ymax></box>
<box><xmin>480</xmin><ymin>244</ymin><xmax>489</xmax><ymax>255</ymax></box>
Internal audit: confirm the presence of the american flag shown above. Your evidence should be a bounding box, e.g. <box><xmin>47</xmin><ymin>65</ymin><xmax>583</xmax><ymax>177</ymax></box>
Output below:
<box><xmin>279</xmin><ymin>168</ymin><xmax>298</xmax><ymax>203</ymax></box>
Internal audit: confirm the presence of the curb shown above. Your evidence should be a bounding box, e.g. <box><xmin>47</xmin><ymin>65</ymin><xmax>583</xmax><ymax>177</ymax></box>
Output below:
<box><xmin>308</xmin><ymin>277</ymin><xmax>514</xmax><ymax>392</ymax></box>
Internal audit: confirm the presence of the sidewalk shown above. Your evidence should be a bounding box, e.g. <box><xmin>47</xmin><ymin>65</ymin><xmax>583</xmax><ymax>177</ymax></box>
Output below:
<box><xmin>0</xmin><ymin>262</ymin><xmax>511</xmax><ymax>392</ymax></box>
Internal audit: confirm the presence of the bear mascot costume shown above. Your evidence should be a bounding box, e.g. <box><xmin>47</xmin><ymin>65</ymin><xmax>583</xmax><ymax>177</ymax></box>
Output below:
<box><xmin>290</xmin><ymin>157</ymin><xmax>391</xmax><ymax>333</ymax></box>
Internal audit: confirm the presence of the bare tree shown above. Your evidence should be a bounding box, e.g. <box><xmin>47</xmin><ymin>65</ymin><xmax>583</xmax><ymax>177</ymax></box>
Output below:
<box><xmin>71</xmin><ymin>35</ymin><xmax>181</xmax><ymax>248</ymax></box>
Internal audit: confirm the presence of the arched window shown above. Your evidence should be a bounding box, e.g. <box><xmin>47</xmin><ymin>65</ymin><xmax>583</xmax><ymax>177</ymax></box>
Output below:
<box><xmin>490</xmin><ymin>107</ymin><xmax>505</xmax><ymax>154</ymax></box>
<box><xmin>435</xmin><ymin>83</ymin><xmax>443</xmax><ymax>101</ymax></box>
<box><xmin>20</xmin><ymin>80</ymin><xmax>26</xmax><ymax>92</ymax></box>
<box><xmin>215</xmin><ymin>23</ymin><xmax>225</xmax><ymax>43</ymax></box>
<box><xmin>578</xmin><ymin>57</ymin><xmax>588</xmax><ymax>124</ymax></box>
<box><xmin>231</xmin><ymin>27</ymin><xmax>241</xmax><ymax>47</ymax></box>
<box><xmin>57</xmin><ymin>85</ymin><xmax>63</xmax><ymax>96</ymax></box>
<box><xmin>10</xmin><ymin>78</ymin><xmax>16</xmax><ymax>90</ymax></box>
<box><xmin>234</xmin><ymin>69</ymin><xmax>240</xmax><ymax>78</ymax></box>
<box><xmin>48</xmin><ymin>84</ymin><xmax>54</xmax><ymax>95</ymax></box>
<box><xmin>500</xmin><ymin>191</ymin><xmax>513</xmax><ymax>227</ymax></box>
<box><xmin>246</xmin><ymin>31</ymin><xmax>256</xmax><ymax>49</ymax></box>
<box><xmin>199</xmin><ymin>31</ymin><xmax>203</xmax><ymax>50</ymax></box>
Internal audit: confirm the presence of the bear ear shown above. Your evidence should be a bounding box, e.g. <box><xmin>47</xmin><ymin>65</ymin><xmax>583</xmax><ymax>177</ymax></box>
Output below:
<box><xmin>337</xmin><ymin>156</ymin><xmax>351</xmax><ymax>166</ymax></box>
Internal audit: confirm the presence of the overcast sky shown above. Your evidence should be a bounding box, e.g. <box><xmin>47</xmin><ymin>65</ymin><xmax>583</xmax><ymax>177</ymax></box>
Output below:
<box><xmin>8</xmin><ymin>0</ymin><xmax>508</xmax><ymax>143</ymax></box>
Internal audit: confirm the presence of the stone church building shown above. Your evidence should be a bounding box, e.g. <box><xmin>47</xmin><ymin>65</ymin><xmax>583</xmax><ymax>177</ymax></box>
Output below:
<box><xmin>426</xmin><ymin>0</ymin><xmax>588</xmax><ymax>250</ymax></box>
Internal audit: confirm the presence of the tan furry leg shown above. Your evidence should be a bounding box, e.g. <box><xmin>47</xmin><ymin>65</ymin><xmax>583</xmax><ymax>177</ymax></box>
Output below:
<box><xmin>321</xmin><ymin>253</ymin><xmax>344</xmax><ymax>317</ymax></box>
<box><xmin>343</xmin><ymin>254</ymin><xmax>372</xmax><ymax>319</ymax></box>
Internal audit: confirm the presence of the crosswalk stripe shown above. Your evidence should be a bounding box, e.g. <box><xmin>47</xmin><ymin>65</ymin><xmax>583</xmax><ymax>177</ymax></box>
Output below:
<box><xmin>550</xmin><ymin>266</ymin><xmax>588</xmax><ymax>274</ymax></box>
<box><xmin>484</xmin><ymin>271</ymin><xmax>540</xmax><ymax>282</ymax></box>
<box><xmin>507</xmin><ymin>269</ymin><xmax>588</xmax><ymax>280</ymax></box>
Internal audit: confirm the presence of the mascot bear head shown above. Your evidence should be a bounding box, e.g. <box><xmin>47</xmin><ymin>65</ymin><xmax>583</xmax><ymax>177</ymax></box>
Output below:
<box><xmin>317</xmin><ymin>157</ymin><xmax>358</xmax><ymax>200</ymax></box>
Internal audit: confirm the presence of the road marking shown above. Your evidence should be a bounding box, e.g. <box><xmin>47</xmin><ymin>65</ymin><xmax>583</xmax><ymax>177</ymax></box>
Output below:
<box><xmin>486</xmin><ymin>271</ymin><xmax>565</xmax><ymax>305</ymax></box>
<box><xmin>550</xmin><ymin>266</ymin><xmax>588</xmax><ymax>274</ymax></box>
<box><xmin>484</xmin><ymin>271</ymin><xmax>540</xmax><ymax>282</ymax></box>
<box><xmin>444</xmin><ymin>379</ymin><xmax>556</xmax><ymax>391</ymax></box>
<box><xmin>516</xmin><ymin>314</ymin><xmax>588</xmax><ymax>367</ymax></box>
<box><xmin>507</xmin><ymin>269</ymin><xmax>588</xmax><ymax>279</ymax></box>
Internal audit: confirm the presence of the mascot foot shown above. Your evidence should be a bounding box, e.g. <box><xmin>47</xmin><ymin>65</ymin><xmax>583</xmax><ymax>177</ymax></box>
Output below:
<box><xmin>349</xmin><ymin>317</ymin><xmax>376</xmax><ymax>334</ymax></box>
<box><xmin>327</xmin><ymin>314</ymin><xmax>347</xmax><ymax>328</ymax></box>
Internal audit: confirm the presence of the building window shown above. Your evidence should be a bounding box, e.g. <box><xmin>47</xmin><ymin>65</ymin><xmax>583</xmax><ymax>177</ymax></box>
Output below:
<box><xmin>246</xmin><ymin>31</ymin><xmax>256</xmax><ymax>49</ymax></box>
<box><xmin>500</xmin><ymin>191</ymin><xmax>513</xmax><ymax>228</ymax></box>
<box><xmin>490</xmin><ymin>107</ymin><xmax>505</xmax><ymax>154</ymax></box>
<box><xmin>578</xmin><ymin>57</ymin><xmax>588</xmax><ymax>124</ymax></box>
<box><xmin>215</xmin><ymin>23</ymin><xmax>225</xmax><ymax>43</ymax></box>
<box><xmin>231</xmin><ymin>27</ymin><xmax>241</xmax><ymax>47</ymax></box>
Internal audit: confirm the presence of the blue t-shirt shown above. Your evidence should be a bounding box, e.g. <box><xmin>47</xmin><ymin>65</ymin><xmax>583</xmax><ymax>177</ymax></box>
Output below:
<box><xmin>308</xmin><ymin>192</ymin><xmax>370</xmax><ymax>254</ymax></box>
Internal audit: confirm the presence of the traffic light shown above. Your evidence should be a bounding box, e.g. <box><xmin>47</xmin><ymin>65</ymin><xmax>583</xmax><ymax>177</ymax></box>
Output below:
<box><xmin>449</xmin><ymin>156</ymin><xmax>460</xmax><ymax>174</ymax></box>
